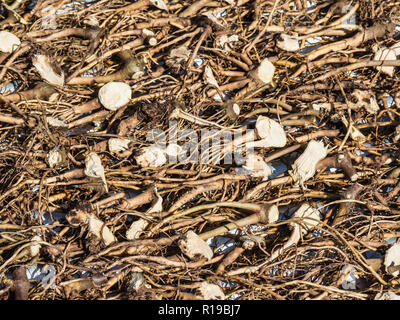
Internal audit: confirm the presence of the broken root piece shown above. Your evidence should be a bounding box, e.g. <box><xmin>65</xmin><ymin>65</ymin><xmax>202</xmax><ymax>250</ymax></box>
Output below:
<box><xmin>179</xmin><ymin>230</ymin><xmax>213</xmax><ymax>261</ymax></box>
<box><xmin>268</xmin><ymin>203</ymin><xmax>320</xmax><ymax>262</ymax></box>
<box><xmin>98</xmin><ymin>82</ymin><xmax>132</xmax><ymax>111</ymax></box>
<box><xmin>248</xmin><ymin>58</ymin><xmax>275</xmax><ymax>84</ymax></box>
<box><xmin>291</xmin><ymin>140</ymin><xmax>328</xmax><ymax>186</ymax></box>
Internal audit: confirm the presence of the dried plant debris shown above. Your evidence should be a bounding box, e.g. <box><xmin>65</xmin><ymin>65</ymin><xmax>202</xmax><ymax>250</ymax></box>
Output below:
<box><xmin>85</xmin><ymin>152</ymin><xmax>108</xmax><ymax>192</ymax></box>
<box><xmin>384</xmin><ymin>242</ymin><xmax>400</xmax><ymax>277</ymax></box>
<box><xmin>46</xmin><ymin>117</ymin><xmax>68</xmax><ymax>128</ymax></box>
<box><xmin>165</xmin><ymin>47</ymin><xmax>191</xmax><ymax>74</ymax></box>
<box><xmin>126</xmin><ymin>218</ymin><xmax>149</xmax><ymax>240</ymax></box>
<box><xmin>242</xmin><ymin>153</ymin><xmax>272</xmax><ymax>180</ymax></box>
<box><xmin>249</xmin><ymin>58</ymin><xmax>275</xmax><ymax>84</ymax></box>
<box><xmin>12</xmin><ymin>267</ymin><xmax>29</xmax><ymax>300</ymax></box>
<box><xmin>66</xmin><ymin>205</ymin><xmax>116</xmax><ymax>246</ymax></box>
<box><xmin>269</xmin><ymin>203</ymin><xmax>321</xmax><ymax>262</ymax></box>
<box><xmin>126</xmin><ymin>188</ymin><xmax>162</xmax><ymax>240</ymax></box>
<box><xmin>375</xmin><ymin>292</ymin><xmax>400</xmax><ymax>300</ymax></box>
<box><xmin>341</xmin><ymin>116</ymin><xmax>367</xmax><ymax>143</ymax></box>
<box><xmin>277</xmin><ymin>34</ymin><xmax>299</xmax><ymax>52</ymax></box>
<box><xmin>47</xmin><ymin>147</ymin><xmax>66</xmax><ymax>168</ymax></box>
<box><xmin>0</xmin><ymin>31</ymin><xmax>20</xmax><ymax>53</ymax></box>
<box><xmin>2</xmin><ymin>0</ymin><xmax>400</xmax><ymax>301</ymax></box>
<box><xmin>215</xmin><ymin>33</ymin><xmax>239</xmax><ymax>52</ymax></box>
<box><xmin>179</xmin><ymin>231</ymin><xmax>213</xmax><ymax>261</ymax></box>
<box><xmin>108</xmin><ymin>138</ymin><xmax>131</xmax><ymax>154</ymax></box>
<box><xmin>32</xmin><ymin>55</ymin><xmax>65</xmax><ymax>87</ymax></box>
<box><xmin>204</xmin><ymin>65</ymin><xmax>221</xmax><ymax>99</ymax></box>
<box><xmin>98</xmin><ymin>82</ymin><xmax>132</xmax><ymax>111</ymax></box>
<box><xmin>373</xmin><ymin>42</ymin><xmax>400</xmax><ymax>76</ymax></box>
<box><xmin>291</xmin><ymin>140</ymin><xmax>327</xmax><ymax>186</ymax></box>
<box><xmin>340</xmin><ymin>265</ymin><xmax>360</xmax><ymax>290</ymax></box>
<box><xmin>240</xmin><ymin>235</ymin><xmax>265</xmax><ymax>250</ymax></box>
<box><xmin>29</xmin><ymin>235</ymin><xmax>42</xmax><ymax>258</ymax></box>
<box><xmin>350</xmin><ymin>90</ymin><xmax>380</xmax><ymax>114</ymax></box>
<box><xmin>88</xmin><ymin>214</ymin><xmax>117</xmax><ymax>246</ymax></box>
<box><xmin>149</xmin><ymin>0</ymin><xmax>168</xmax><ymax>11</ymax></box>
<box><xmin>135</xmin><ymin>145</ymin><xmax>167</xmax><ymax>168</ymax></box>
<box><xmin>197</xmin><ymin>282</ymin><xmax>225</xmax><ymax>300</ymax></box>
<box><xmin>253</xmin><ymin>115</ymin><xmax>287</xmax><ymax>148</ymax></box>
